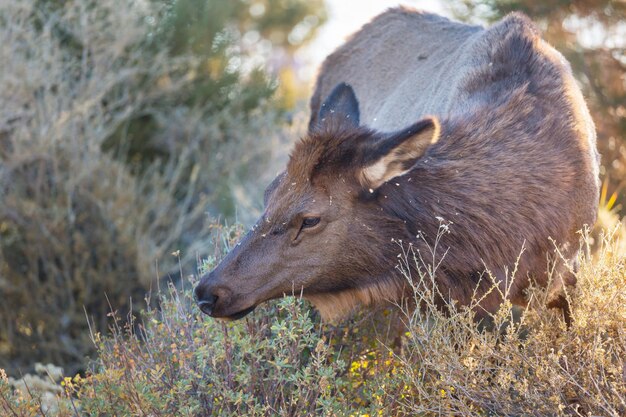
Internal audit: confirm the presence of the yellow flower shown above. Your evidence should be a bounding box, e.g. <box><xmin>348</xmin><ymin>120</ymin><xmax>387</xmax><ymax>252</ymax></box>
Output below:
<box><xmin>62</xmin><ymin>376</ymin><xmax>73</xmax><ymax>389</ymax></box>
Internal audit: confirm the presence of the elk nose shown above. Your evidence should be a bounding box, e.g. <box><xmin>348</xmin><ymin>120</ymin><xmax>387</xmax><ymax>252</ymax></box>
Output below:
<box><xmin>195</xmin><ymin>284</ymin><xmax>218</xmax><ymax>316</ymax></box>
<box><xmin>196</xmin><ymin>293</ymin><xmax>217</xmax><ymax>316</ymax></box>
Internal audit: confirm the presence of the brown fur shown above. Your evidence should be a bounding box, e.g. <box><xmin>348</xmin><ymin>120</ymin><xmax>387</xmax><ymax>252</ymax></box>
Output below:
<box><xmin>195</xmin><ymin>8</ymin><xmax>599</xmax><ymax>323</ymax></box>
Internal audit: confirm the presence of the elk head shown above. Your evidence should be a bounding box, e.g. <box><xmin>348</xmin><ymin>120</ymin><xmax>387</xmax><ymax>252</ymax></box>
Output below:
<box><xmin>195</xmin><ymin>83</ymin><xmax>439</xmax><ymax>320</ymax></box>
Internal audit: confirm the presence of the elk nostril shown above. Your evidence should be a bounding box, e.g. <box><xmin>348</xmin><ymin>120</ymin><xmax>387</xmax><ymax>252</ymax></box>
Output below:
<box><xmin>197</xmin><ymin>293</ymin><xmax>218</xmax><ymax>316</ymax></box>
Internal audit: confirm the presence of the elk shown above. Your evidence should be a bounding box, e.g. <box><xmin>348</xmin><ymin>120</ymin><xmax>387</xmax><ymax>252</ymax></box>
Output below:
<box><xmin>195</xmin><ymin>8</ymin><xmax>599</xmax><ymax>323</ymax></box>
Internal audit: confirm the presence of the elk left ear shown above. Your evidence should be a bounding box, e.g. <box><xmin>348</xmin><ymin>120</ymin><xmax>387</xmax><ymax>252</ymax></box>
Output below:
<box><xmin>314</xmin><ymin>83</ymin><xmax>360</xmax><ymax>131</ymax></box>
<box><xmin>359</xmin><ymin>117</ymin><xmax>440</xmax><ymax>189</ymax></box>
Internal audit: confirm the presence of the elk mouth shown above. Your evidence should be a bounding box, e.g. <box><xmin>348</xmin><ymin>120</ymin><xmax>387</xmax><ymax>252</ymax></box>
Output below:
<box><xmin>219</xmin><ymin>305</ymin><xmax>256</xmax><ymax>321</ymax></box>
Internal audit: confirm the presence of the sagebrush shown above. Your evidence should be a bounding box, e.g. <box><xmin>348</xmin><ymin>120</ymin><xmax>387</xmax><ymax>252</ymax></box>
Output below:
<box><xmin>0</xmin><ymin>0</ymin><xmax>318</xmax><ymax>374</ymax></box>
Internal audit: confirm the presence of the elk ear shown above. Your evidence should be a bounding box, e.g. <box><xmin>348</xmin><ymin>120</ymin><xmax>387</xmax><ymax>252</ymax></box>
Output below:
<box><xmin>359</xmin><ymin>117</ymin><xmax>439</xmax><ymax>189</ymax></box>
<box><xmin>314</xmin><ymin>83</ymin><xmax>360</xmax><ymax>131</ymax></box>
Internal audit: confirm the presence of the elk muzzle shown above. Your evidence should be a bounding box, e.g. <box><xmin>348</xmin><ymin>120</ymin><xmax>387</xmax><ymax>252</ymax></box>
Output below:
<box><xmin>194</xmin><ymin>272</ymin><xmax>257</xmax><ymax>320</ymax></box>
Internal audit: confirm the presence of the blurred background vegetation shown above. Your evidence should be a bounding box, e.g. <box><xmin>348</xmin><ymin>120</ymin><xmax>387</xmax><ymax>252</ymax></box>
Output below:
<box><xmin>0</xmin><ymin>0</ymin><xmax>624</xmax><ymax>387</ymax></box>
<box><xmin>0</xmin><ymin>0</ymin><xmax>325</xmax><ymax>375</ymax></box>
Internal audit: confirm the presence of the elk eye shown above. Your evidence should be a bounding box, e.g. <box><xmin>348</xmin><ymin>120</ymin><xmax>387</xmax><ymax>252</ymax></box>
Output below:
<box><xmin>302</xmin><ymin>217</ymin><xmax>320</xmax><ymax>228</ymax></box>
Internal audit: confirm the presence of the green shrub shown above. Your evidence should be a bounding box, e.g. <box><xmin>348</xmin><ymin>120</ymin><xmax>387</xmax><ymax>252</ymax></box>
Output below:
<box><xmin>79</xmin><ymin>292</ymin><xmax>346</xmax><ymax>416</ymax></box>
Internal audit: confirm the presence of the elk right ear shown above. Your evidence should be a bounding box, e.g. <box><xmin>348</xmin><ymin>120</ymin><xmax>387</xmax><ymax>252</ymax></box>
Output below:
<box><xmin>359</xmin><ymin>117</ymin><xmax>439</xmax><ymax>190</ymax></box>
<box><xmin>314</xmin><ymin>83</ymin><xmax>360</xmax><ymax>131</ymax></box>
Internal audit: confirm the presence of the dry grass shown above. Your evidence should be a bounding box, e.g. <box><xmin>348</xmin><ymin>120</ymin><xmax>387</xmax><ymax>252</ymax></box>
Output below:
<box><xmin>382</xmin><ymin>224</ymin><xmax>625</xmax><ymax>416</ymax></box>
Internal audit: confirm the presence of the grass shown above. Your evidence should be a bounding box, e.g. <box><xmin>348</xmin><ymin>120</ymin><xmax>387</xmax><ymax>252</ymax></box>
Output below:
<box><xmin>1</xmin><ymin>221</ymin><xmax>624</xmax><ymax>416</ymax></box>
